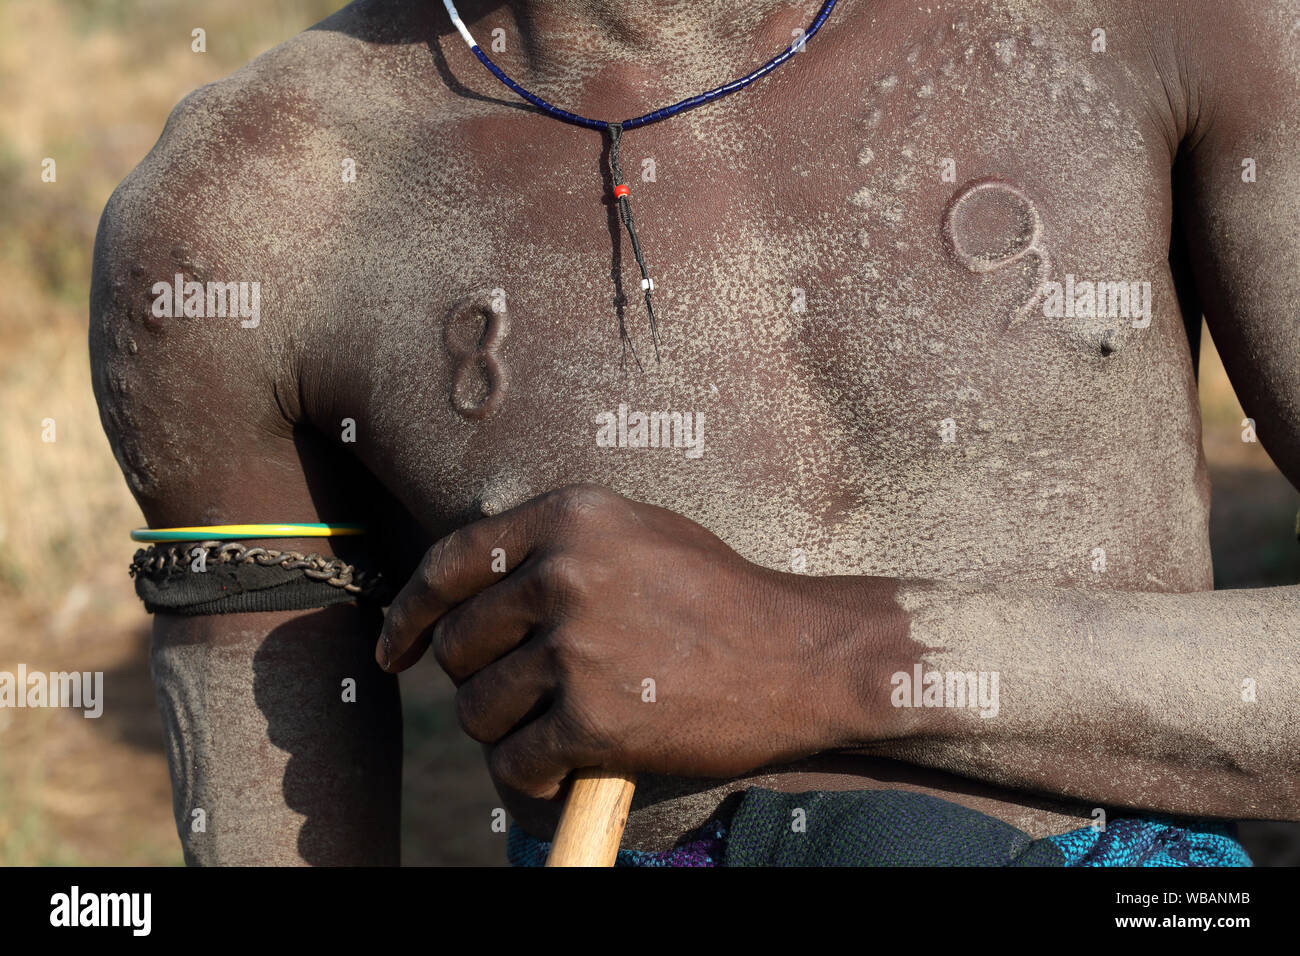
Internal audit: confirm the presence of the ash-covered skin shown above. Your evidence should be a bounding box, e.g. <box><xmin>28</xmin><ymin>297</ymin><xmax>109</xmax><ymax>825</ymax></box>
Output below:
<box><xmin>90</xmin><ymin>0</ymin><xmax>1300</xmax><ymax>862</ymax></box>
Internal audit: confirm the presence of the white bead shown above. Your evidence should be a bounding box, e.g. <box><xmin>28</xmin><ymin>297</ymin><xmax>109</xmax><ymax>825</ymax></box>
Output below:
<box><xmin>443</xmin><ymin>1</ymin><xmax>477</xmax><ymax>48</ymax></box>
<box><xmin>641</xmin><ymin>278</ymin><xmax>654</xmax><ymax>291</ymax></box>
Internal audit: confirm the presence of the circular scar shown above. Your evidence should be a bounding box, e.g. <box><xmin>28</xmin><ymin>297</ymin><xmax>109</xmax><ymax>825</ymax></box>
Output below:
<box><xmin>443</xmin><ymin>296</ymin><xmax>509</xmax><ymax>420</ymax></box>
<box><xmin>942</xmin><ymin>179</ymin><xmax>1051</xmax><ymax>329</ymax></box>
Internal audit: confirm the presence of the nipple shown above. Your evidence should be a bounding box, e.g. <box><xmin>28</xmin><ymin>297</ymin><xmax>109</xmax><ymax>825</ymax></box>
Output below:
<box><xmin>475</xmin><ymin>471</ymin><xmax>531</xmax><ymax>517</ymax></box>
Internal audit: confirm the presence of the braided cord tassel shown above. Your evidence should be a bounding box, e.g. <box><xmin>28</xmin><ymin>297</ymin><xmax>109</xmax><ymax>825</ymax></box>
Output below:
<box><xmin>608</xmin><ymin>122</ymin><xmax>659</xmax><ymax>360</ymax></box>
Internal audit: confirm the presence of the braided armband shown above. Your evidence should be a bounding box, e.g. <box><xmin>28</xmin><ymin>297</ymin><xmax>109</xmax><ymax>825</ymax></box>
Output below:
<box><xmin>130</xmin><ymin>541</ymin><xmax>393</xmax><ymax>616</ymax></box>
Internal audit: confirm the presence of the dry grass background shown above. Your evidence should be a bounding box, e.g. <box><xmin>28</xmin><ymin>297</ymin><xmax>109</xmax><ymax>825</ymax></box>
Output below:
<box><xmin>1</xmin><ymin>0</ymin><xmax>1297</xmax><ymax>866</ymax></box>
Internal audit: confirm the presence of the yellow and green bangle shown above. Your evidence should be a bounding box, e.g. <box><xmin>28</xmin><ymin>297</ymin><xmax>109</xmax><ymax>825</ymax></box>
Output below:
<box><xmin>130</xmin><ymin>523</ymin><xmax>367</xmax><ymax>543</ymax></box>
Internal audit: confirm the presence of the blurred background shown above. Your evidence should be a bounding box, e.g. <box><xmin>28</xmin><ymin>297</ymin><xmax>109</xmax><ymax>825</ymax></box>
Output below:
<box><xmin>1</xmin><ymin>0</ymin><xmax>1297</xmax><ymax>866</ymax></box>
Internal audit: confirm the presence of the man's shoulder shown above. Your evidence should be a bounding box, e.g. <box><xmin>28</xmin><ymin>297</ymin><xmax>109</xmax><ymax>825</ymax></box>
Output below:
<box><xmin>87</xmin><ymin>23</ymin><xmax>357</xmax><ymax>499</ymax></box>
<box><xmin>112</xmin><ymin>0</ymin><xmax>450</xmax><ymax>222</ymax></box>
<box><xmin>90</xmin><ymin>11</ymin><xmax>406</xmax><ymax>356</ymax></box>
<box><xmin>103</xmin><ymin>23</ymin><xmax>377</xmax><ymax>241</ymax></box>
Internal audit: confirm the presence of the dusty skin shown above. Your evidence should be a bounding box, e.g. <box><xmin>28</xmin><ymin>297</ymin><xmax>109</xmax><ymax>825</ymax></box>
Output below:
<box><xmin>91</xmin><ymin>0</ymin><xmax>1300</xmax><ymax>863</ymax></box>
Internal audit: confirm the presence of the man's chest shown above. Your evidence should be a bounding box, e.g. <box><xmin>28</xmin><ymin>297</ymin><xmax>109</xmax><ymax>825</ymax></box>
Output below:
<box><xmin>316</xmin><ymin>4</ymin><xmax>1208</xmax><ymax>586</ymax></box>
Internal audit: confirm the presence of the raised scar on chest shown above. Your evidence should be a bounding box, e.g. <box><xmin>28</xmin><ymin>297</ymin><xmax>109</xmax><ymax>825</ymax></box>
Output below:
<box><xmin>942</xmin><ymin>178</ymin><xmax>1051</xmax><ymax>329</ymax></box>
<box><xmin>443</xmin><ymin>296</ymin><xmax>509</xmax><ymax>420</ymax></box>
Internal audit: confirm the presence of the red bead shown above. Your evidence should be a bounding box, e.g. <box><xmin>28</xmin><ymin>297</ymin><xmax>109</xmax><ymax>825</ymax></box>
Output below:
<box><xmin>614</xmin><ymin>184</ymin><xmax>630</xmax><ymax>199</ymax></box>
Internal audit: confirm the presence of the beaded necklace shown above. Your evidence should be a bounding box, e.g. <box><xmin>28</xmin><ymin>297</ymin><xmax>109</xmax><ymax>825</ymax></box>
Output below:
<box><xmin>441</xmin><ymin>0</ymin><xmax>840</xmax><ymax>361</ymax></box>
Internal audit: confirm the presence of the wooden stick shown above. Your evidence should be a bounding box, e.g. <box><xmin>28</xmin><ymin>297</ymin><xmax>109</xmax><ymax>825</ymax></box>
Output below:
<box><xmin>545</xmin><ymin>769</ymin><xmax>637</xmax><ymax>867</ymax></box>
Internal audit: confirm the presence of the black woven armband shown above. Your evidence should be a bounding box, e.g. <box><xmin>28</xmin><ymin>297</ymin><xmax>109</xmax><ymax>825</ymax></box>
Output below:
<box><xmin>129</xmin><ymin>542</ymin><xmax>393</xmax><ymax>616</ymax></box>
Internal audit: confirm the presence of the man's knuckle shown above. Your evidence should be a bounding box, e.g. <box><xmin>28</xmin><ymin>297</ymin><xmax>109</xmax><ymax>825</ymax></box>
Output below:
<box><xmin>549</xmin><ymin>630</ymin><xmax>593</xmax><ymax>681</ymax></box>
<box><xmin>550</xmin><ymin>483</ymin><xmax>612</xmax><ymax>521</ymax></box>
<box><xmin>430</xmin><ymin>621</ymin><xmax>456</xmax><ymax>671</ymax></box>
<box><xmin>455</xmin><ymin>688</ymin><xmax>488</xmax><ymax>741</ymax></box>
<box><xmin>421</xmin><ymin>535</ymin><xmax>460</xmax><ymax>600</ymax></box>
<box><xmin>535</xmin><ymin>553</ymin><xmax>587</xmax><ymax>598</ymax></box>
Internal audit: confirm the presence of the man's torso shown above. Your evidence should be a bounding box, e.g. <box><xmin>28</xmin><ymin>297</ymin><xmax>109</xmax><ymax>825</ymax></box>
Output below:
<box><xmin>141</xmin><ymin>0</ymin><xmax>1211</xmax><ymax>850</ymax></box>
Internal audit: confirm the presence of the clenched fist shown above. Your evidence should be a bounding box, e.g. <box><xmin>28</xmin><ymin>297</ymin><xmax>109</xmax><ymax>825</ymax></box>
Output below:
<box><xmin>377</xmin><ymin>484</ymin><xmax>906</xmax><ymax>800</ymax></box>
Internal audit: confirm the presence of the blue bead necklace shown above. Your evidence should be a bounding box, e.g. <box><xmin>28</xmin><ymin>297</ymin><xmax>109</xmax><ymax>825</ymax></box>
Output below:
<box><xmin>441</xmin><ymin>0</ymin><xmax>841</xmax><ymax>361</ymax></box>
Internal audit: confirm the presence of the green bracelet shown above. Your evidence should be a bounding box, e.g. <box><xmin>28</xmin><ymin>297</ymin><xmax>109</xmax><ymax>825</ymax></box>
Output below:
<box><xmin>130</xmin><ymin>523</ymin><xmax>367</xmax><ymax>542</ymax></box>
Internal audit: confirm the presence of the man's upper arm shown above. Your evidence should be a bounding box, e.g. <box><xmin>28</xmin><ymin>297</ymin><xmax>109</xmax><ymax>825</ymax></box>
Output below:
<box><xmin>90</xmin><ymin>86</ymin><xmax>312</xmax><ymax>527</ymax></box>
<box><xmin>1176</xmin><ymin>0</ymin><xmax>1300</xmax><ymax>487</ymax></box>
<box><xmin>89</xmin><ymin>90</ymin><xmax>403</xmax><ymax>865</ymax></box>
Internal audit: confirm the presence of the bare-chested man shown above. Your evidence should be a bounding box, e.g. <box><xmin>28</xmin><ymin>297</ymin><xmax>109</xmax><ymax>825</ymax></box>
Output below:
<box><xmin>90</xmin><ymin>0</ymin><xmax>1300</xmax><ymax>865</ymax></box>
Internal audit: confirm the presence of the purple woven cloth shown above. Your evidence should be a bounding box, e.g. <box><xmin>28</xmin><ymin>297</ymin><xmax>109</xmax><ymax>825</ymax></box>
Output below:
<box><xmin>507</xmin><ymin>819</ymin><xmax>728</xmax><ymax>867</ymax></box>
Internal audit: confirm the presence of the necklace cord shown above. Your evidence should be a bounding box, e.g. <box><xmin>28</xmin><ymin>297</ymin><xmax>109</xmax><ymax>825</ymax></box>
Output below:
<box><xmin>608</xmin><ymin>122</ymin><xmax>659</xmax><ymax>359</ymax></box>
<box><xmin>443</xmin><ymin>0</ymin><xmax>840</xmax><ymax>130</ymax></box>
<box><xmin>440</xmin><ymin>0</ymin><xmax>840</xmax><ymax>359</ymax></box>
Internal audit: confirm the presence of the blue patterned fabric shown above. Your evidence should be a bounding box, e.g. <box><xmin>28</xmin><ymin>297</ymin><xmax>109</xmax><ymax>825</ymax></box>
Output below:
<box><xmin>508</xmin><ymin>788</ymin><xmax>1253</xmax><ymax>867</ymax></box>
<box><xmin>1048</xmin><ymin>815</ymin><xmax>1251</xmax><ymax>867</ymax></box>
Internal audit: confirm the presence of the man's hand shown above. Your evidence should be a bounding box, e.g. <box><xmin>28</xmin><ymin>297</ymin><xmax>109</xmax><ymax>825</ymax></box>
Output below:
<box><xmin>376</xmin><ymin>483</ymin><xmax>902</xmax><ymax>800</ymax></box>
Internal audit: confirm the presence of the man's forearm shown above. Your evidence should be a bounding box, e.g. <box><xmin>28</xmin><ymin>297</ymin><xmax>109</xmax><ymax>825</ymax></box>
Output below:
<box><xmin>153</xmin><ymin>605</ymin><xmax>403</xmax><ymax>864</ymax></box>
<box><xmin>829</xmin><ymin>579</ymin><xmax>1300</xmax><ymax>820</ymax></box>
